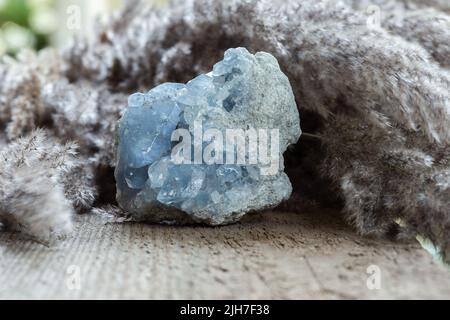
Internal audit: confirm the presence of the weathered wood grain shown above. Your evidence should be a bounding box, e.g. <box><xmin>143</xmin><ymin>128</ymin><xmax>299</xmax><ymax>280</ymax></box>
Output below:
<box><xmin>0</xmin><ymin>210</ymin><xmax>449</xmax><ymax>299</ymax></box>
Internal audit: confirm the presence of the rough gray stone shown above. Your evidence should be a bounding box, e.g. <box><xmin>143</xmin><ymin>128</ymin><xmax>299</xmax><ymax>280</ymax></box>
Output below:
<box><xmin>115</xmin><ymin>48</ymin><xmax>301</xmax><ymax>225</ymax></box>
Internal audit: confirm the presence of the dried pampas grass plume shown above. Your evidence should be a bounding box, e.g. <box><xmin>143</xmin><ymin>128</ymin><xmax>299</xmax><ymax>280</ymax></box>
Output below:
<box><xmin>0</xmin><ymin>130</ymin><xmax>75</xmax><ymax>239</ymax></box>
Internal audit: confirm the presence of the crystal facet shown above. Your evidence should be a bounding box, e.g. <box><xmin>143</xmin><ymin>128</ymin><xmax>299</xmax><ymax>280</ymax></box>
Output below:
<box><xmin>115</xmin><ymin>48</ymin><xmax>301</xmax><ymax>225</ymax></box>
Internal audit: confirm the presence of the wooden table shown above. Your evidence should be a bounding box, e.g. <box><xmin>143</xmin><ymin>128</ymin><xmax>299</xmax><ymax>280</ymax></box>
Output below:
<box><xmin>0</xmin><ymin>210</ymin><xmax>449</xmax><ymax>299</ymax></box>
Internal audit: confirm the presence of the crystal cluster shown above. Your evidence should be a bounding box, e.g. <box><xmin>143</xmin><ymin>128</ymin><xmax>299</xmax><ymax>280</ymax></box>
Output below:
<box><xmin>115</xmin><ymin>48</ymin><xmax>301</xmax><ymax>225</ymax></box>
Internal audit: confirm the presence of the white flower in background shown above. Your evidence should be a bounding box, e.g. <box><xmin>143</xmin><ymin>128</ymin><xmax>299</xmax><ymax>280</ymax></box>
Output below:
<box><xmin>0</xmin><ymin>37</ymin><xmax>6</xmax><ymax>55</ymax></box>
<box><xmin>29</xmin><ymin>7</ymin><xmax>58</xmax><ymax>34</ymax></box>
<box><xmin>0</xmin><ymin>22</ymin><xmax>36</xmax><ymax>53</ymax></box>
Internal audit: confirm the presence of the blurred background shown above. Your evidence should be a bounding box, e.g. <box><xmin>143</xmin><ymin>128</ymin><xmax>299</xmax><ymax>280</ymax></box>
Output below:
<box><xmin>0</xmin><ymin>0</ymin><xmax>164</xmax><ymax>55</ymax></box>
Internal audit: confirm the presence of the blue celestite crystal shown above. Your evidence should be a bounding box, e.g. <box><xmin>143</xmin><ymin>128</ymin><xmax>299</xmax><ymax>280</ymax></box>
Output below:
<box><xmin>115</xmin><ymin>48</ymin><xmax>301</xmax><ymax>225</ymax></box>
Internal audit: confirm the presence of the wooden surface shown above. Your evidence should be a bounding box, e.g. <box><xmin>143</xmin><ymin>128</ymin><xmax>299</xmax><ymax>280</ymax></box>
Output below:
<box><xmin>0</xmin><ymin>210</ymin><xmax>449</xmax><ymax>299</ymax></box>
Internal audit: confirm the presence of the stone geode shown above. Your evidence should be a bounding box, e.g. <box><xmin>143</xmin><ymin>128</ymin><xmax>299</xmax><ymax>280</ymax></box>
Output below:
<box><xmin>115</xmin><ymin>48</ymin><xmax>301</xmax><ymax>225</ymax></box>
